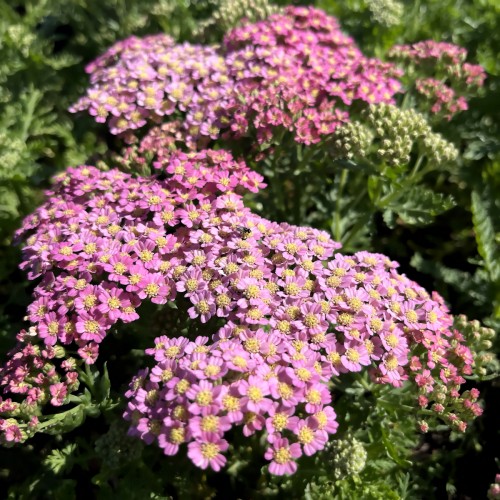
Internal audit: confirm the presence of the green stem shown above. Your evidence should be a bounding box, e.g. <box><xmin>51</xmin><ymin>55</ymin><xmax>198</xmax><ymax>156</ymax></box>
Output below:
<box><xmin>377</xmin><ymin>154</ymin><xmax>431</xmax><ymax>209</ymax></box>
<box><xmin>342</xmin><ymin>213</ymin><xmax>372</xmax><ymax>251</ymax></box>
<box><xmin>20</xmin><ymin>89</ymin><xmax>40</xmax><ymax>142</ymax></box>
<box><xmin>333</xmin><ymin>169</ymin><xmax>348</xmax><ymax>241</ymax></box>
<box><xmin>34</xmin><ymin>405</ymin><xmax>83</xmax><ymax>432</ymax></box>
<box><xmin>408</xmin><ymin>154</ymin><xmax>425</xmax><ymax>180</ymax></box>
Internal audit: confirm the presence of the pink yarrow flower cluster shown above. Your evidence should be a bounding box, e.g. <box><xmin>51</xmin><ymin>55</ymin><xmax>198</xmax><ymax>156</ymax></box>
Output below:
<box><xmin>389</xmin><ymin>40</ymin><xmax>486</xmax><ymax>119</ymax></box>
<box><xmin>69</xmin><ymin>34</ymin><xmax>230</xmax><ymax>147</ymax></box>
<box><xmin>71</xmin><ymin>7</ymin><xmax>402</xmax><ymax>147</ymax></box>
<box><xmin>1</xmin><ymin>150</ymin><xmax>480</xmax><ymax>467</ymax></box>
<box><xmin>220</xmin><ymin>6</ymin><xmax>402</xmax><ymax>145</ymax></box>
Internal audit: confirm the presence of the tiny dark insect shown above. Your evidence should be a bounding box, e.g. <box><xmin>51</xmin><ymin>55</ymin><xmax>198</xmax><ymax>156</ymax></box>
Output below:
<box><xmin>236</xmin><ymin>226</ymin><xmax>252</xmax><ymax>239</ymax></box>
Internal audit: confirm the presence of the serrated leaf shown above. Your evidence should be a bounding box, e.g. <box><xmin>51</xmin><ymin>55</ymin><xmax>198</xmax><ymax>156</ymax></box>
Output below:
<box><xmin>382</xmin><ymin>209</ymin><xmax>397</xmax><ymax>229</ymax></box>
<box><xmin>43</xmin><ymin>443</ymin><xmax>77</xmax><ymax>474</ymax></box>
<box><xmin>387</xmin><ymin>186</ymin><xmax>455</xmax><ymax>226</ymax></box>
<box><xmin>41</xmin><ymin>405</ymin><xmax>86</xmax><ymax>435</ymax></box>
<box><xmin>380</xmin><ymin>427</ymin><xmax>412</xmax><ymax>468</ymax></box>
<box><xmin>471</xmin><ymin>188</ymin><xmax>500</xmax><ymax>282</ymax></box>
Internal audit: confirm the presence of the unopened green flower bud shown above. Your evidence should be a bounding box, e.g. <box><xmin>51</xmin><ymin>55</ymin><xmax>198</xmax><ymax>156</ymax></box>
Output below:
<box><xmin>455</xmin><ymin>315</ymin><xmax>468</xmax><ymax>329</ymax></box>
<box><xmin>366</xmin><ymin>0</ymin><xmax>404</xmax><ymax>27</ymax></box>
<box><xmin>329</xmin><ymin>121</ymin><xmax>373</xmax><ymax>159</ymax></box>
<box><xmin>329</xmin><ymin>435</ymin><xmax>367</xmax><ymax>479</ymax></box>
<box><xmin>196</xmin><ymin>0</ymin><xmax>281</xmax><ymax>37</ymax></box>
<box><xmin>480</xmin><ymin>340</ymin><xmax>493</xmax><ymax>350</ymax></box>
<box><xmin>365</xmin><ymin>104</ymin><xmax>445</xmax><ymax>166</ymax></box>
<box><xmin>481</xmin><ymin>328</ymin><xmax>495</xmax><ymax>341</ymax></box>
<box><xmin>53</xmin><ymin>346</ymin><xmax>66</xmax><ymax>358</ymax></box>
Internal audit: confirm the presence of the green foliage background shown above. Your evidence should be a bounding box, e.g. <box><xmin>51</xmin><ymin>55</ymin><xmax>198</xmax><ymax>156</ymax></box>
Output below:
<box><xmin>0</xmin><ymin>0</ymin><xmax>498</xmax><ymax>498</ymax></box>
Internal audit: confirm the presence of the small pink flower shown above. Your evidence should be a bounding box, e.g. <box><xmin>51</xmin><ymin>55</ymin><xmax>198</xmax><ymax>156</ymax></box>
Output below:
<box><xmin>50</xmin><ymin>382</ymin><xmax>67</xmax><ymax>406</ymax></box>
<box><xmin>264</xmin><ymin>438</ymin><xmax>302</xmax><ymax>476</ymax></box>
<box><xmin>187</xmin><ymin>436</ymin><xmax>229</xmax><ymax>471</ymax></box>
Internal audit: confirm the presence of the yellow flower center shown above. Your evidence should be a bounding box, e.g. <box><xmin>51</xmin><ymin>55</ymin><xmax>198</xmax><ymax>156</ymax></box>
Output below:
<box><xmin>185</xmin><ymin>279</ymin><xmax>199</xmax><ymax>292</ymax></box>
<box><xmin>385</xmin><ymin>354</ymin><xmax>399</xmax><ymax>371</ymax></box>
<box><xmin>244</xmin><ymin>338</ymin><xmax>260</xmax><ymax>354</ymax></box>
<box><xmin>298</xmin><ymin>426</ymin><xmax>314</xmax><ymax>444</ymax></box>
<box><xmin>164</xmin><ymin>346</ymin><xmax>180</xmax><ymax>358</ymax></box>
<box><xmin>175</xmin><ymin>379</ymin><xmax>190</xmax><ymax>394</ymax></box>
<box><xmin>365</xmin><ymin>339</ymin><xmax>374</xmax><ymax>354</ymax></box>
<box><xmin>170</xmin><ymin>427</ymin><xmax>185</xmax><ymax>444</ymax></box>
<box><xmin>305</xmin><ymin>389</ymin><xmax>321</xmax><ymax>405</ymax></box>
<box><xmin>247</xmin><ymin>308</ymin><xmax>263</xmax><ymax>321</ymax></box>
<box><xmin>272</xmin><ymin>413</ymin><xmax>289</xmax><ymax>431</ymax></box>
<box><xmin>83</xmin><ymin>294</ymin><xmax>97</xmax><ymax>309</ymax></box>
<box><xmin>386</xmin><ymin>333</ymin><xmax>399</xmax><ymax>348</ymax></box>
<box><xmin>333</xmin><ymin>268</ymin><xmax>347</xmax><ymax>277</ymax></box>
<box><xmin>245</xmin><ymin>284</ymin><xmax>260</xmax><ymax>299</ymax></box>
<box><xmin>192</xmin><ymin>255</ymin><xmax>205</xmax><ymax>266</ymax></box>
<box><xmin>304</xmin><ymin>313</ymin><xmax>319</xmax><ymax>328</ymax></box>
<box><xmin>48</xmin><ymin>321</ymin><xmax>59</xmax><ymax>335</ymax></box>
<box><xmin>59</xmin><ymin>246</ymin><xmax>72</xmax><ymax>256</ymax></box>
<box><xmin>173</xmin><ymin>405</ymin><xmax>187</xmax><ymax>421</ymax></box>
<box><xmin>223</xmin><ymin>395</ymin><xmax>240</xmax><ymax>412</ymax></box>
<box><xmin>204</xmin><ymin>365</ymin><xmax>221</xmax><ymax>377</ymax></box>
<box><xmin>84</xmin><ymin>320</ymin><xmax>99</xmax><ymax>333</ymax></box>
<box><xmin>149</xmin><ymin>195</ymin><xmax>161</xmax><ymax>205</ymax></box>
<box><xmin>196</xmin><ymin>390</ymin><xmax>213</xmax><ymax>406</ymax></box>
<box><xmin>108</xmin><ymin>297</ymin><xmax>121</xmax><ymax>309</ymax></box>
<box><xmin>370</xmin><ymin>317</ymin><xmax>383</xmax><ymax>332</ymax></box>
<box><xmin>274</xmin><ymin>447</ymin><xmax>291</xmax><ymax>465</ymax></box>
<box><xmin>129</xmin><ymin>274</ymin><xmax>141</xmax><ymax>285</ymax></box>
<box><xmin>296</xmin><ymin>367</ymin><xmax>312</xmax><ymax>381</ymax></box>
<box><xmin>201</xmin><ymin>415</ymin><xmax>219</xmax><ymax>433</ymax></box>
<box><xmin>276</xmin><ymin>320</ymin><xmax>290</xmax><ymax>333</ymax></box>
<box><xmin>328</xmin><ymin>351</ymin><xmax>341</xmax><ymax>365</ymax></box>
<box><xmin>354</xmin><ymin>272</ymin><xmax>366</xmax><ymax>283</ymax></box>
<box><xmin>196</xmin><ymin>301</ymin><xmax>210</xmax><ymax>314</ymax></box>
<box><xmin>348</xmin><ymin>297</ymin><xmax>363</xmax><ymax>312</ymax></box>
<box><xmin>427</xmin><ymin>311</ymin><xmax>438</xmax><ymax>323</ymax></box>
<box><xmin>146</xmin><ymin>389</ymin><xmax>159</xmax><ymax>405</ymax></box>
<box><xmin>405</xmin><ymin>310</ymin><xmax>418</xmax><ymax>323</ymax></box>
<box><xmin>248</xmin><ymin>386</ymin><xmax>263</xmax><ymax>402</ymax></box>
<box><xmin>140</xmin><ymin>250</ymin><xmax>154</xmax><ymax>262</ymax></box>
<box><xmin>145</xmin><ymin>283</ymin><xmax>160</xmax><ymax>297</ymax></box>
<box><xmin>338</xmin><ymin>313</ymin><xmax>353</xmax><ymax>326</ymax></box>
<box><xmin>346</xmin><ymin>348</ymin><xmax>360</xmax><ymax>363</ymax></box>
<box><xmin>96</xmin><ymin>215</ymin><xmax>109</xmax><ymax>225</ymax></box>
<box><xmin>278</xmin><ymin>383</ymin><xmax>293</xmax><ymax>400</ymax></box>
<box><xmin>216</xmin><ymin>294</ymin><xmax>231</xmax><ymax>307</ymax></box>
<box><xmin>284</xmin><ymin>283</ymin><xmax>300</xmax><ymax>296</ymax></box>
<box><xmin>113</xmin><ymin>263</ymin><xmax>126</xmax><ymax>274</ymax></box>
<box><xmin>84</xmin><ymin>243</ymin><xmax>97</xmax><ymax>254</ymax></box>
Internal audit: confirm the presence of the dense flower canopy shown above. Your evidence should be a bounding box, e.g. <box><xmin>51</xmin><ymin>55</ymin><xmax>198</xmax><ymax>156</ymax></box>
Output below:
<box><xmin>71</xmin><ymin>6</ymin><xmax>402</xmax><ymax>146</ymax></box>
<box><xmin>0</xmin><ymin>149</ymin><xmax>480</xmax><ymax>472</ymax></box>
<box><xmin>0</xmin><ymin>4</ymin><xmax>490</xmax><ymax>482</ymax></box>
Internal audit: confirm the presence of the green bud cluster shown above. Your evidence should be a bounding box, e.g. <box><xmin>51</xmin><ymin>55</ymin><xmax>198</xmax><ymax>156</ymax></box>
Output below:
<box><xmin>94</xmin><ymin>421</ymin><xmax>142</xmax><ymax>470</ymax></box>
<box><xmin>422</xmin><ymin>133</ymin><xmax>458</xmax><ymax>163</ymax></box>
<box><xmin>330</xmin><ymin>122</ymin><xmax>373</xmax><ymax>160</ymax></box>
<box><xmin>195</xmin><ymin>0</ymin><xmax>281</xmax><ymax>37</ymax></box>
<box><xmin>365</xmin><ymin>103</ymin><xmax>458</xmax><ymax>167</ymax></box>
<box><xmin>330</xmin><ymin>435</ymin><xmax>368</xmax><ymax>479</ymax></box>
<box><xmin>454</xmin><ymin>315</ymin><xmax>498</xmax><ymax>378</ymax></box>
<box><xmin>366</xmin><ymin>0</ymin><xmax>404</xmax><ymax>27</ymax></box>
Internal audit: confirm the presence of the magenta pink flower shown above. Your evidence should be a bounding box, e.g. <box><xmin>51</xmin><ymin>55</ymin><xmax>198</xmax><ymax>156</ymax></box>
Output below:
<box><xmin>49</xmin><ymin>382</ymin><xmax>67</xmax><ymax>406</ymax></box>
<box><xmin>264</xmin><ymin>437</ymin><xmax>302</xmax><ymax>475</ymax></box>
<box><xmin>187</xmin><ymin>436</ymin><xmax>229</xmax><ymax>471</ymax></box>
